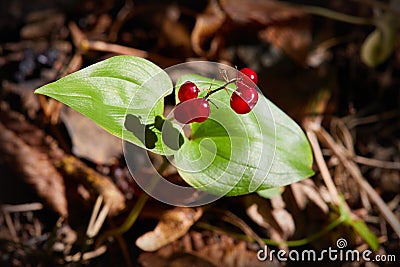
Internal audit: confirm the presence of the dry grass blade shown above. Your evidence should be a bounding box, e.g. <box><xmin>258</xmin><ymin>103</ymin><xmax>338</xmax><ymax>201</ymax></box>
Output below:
<box><xmin>305</xmin><ymin>124</ymin><xmax>341</xmax><ymax>206</ymax></box>
<box><xmin>65</xmin><ymin>245</ymin><xmax>107</xmax><ymax>262</ymax></box>
<box><xmin>315</xmin><ymin>126</ymin><xmax>400</xmax><ymax>238</ymax></box>
<box><xmin>353</xmin><ymin>155</ymin><xmax>400</xmax><ymax>170</ymax></box>
<box><xmin>1</xmin><ymin>203</ymin><xmax>43</xmax><ymax>213</ymax></box>
<box><xmin>86</xmin><ymin>195</ymin><xmax>111</xmax><ymax>238</ymax></box>
<box><xmin>219</xmin><ymin>209</ymin><xmax>265</xmax><ymax>249</ymax></box>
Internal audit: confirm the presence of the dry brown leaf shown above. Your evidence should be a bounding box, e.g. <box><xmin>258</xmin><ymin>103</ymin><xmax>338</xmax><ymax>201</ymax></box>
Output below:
<box><xmin>0</xmin><ymin>103</ymin><xmax>125</xmax><ymax>217</ymax></box>
<box><xmin>191</xmin><ymin>0</ymin><xmax>311</xmax><ymax>62</ymax></box>
<box><xmin>136</xmin><ymin>207</ymin><xmax>203</xmax><ymax>252</ymax></box>
<box><xmin>139</xmin><ymin>230</ymin><xmax>281</xmax><ymax>267</ymax></box>
<box><xmin>0</xmin><ymin>121</ymin><xmax>68</xmax><ymax>217</ymax></box>
<box><xmin>57</xmin><ymin>155</ymin><xmax>125</xmax><ymax>216</ymax></box>
<box><xmin>259</xmin><ymin>18</ymin><xmax>311</xmax><ymax>63</ymax></box>
<box><xmin>290</xmin><ymin>179</ymin><xmax>329</xmax><ymax>213</ymax></box>
<box><xmin>191</xmin><ymin>0</ymin><xmax>226</xmax><ymax>58</ymax></box>
<box><xmin>60</xmin><ymin>108</ymin><xmax>122</xmax><ymax>165</ymax></box>
<box><xmin>220</xmin><ymin>0</ymin><xmax>306</xmax><ymax>24</ymax></box>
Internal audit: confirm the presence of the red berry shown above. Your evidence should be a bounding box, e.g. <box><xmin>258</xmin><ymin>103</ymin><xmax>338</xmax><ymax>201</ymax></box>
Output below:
<box><xmin>230</xmin><ymin>87</ymin><xmax>258</xmax><ymax>114</ymax></box>
<box><xmin>174</xmin><ymin>98</ymin><xmax>210</xmax><ymax>124</ymax></box>
<box><xmin>178</xmin><ymin>81</ymin><xmax>199</xmax><ymax>102</ymax></box>
<box><xmin>240</xmin><ymin>68</ymin><xmax>258</xmax><ymax>85</ymax></box>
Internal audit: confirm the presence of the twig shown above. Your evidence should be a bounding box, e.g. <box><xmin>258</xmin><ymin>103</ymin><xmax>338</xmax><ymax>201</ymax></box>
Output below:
<box><xmin>87</xmin><ymin>40</ymin><xmax>148</xmax><ymax>57</ymax></box>
<box><xmin>315</xmin><ymin>127</ymin><xmax>400</xmax><ymax>238</ymax></box>
<box><xmin>1</xmin><ymin>203</ymin><xmax>43</xmax><ymax>213</ymax></box>
<box><xmin>218</xmin><ymin>209</ymin><xmax>265</xmax><ymax>249</ymax></box>
<box><xmin>86</xmin><ymin>195</ymin><xmax>111</xmax><ymax>238</ymax></box>
<box><xmin>353</xmin><ymin>155</ymin><xmax>400</xmax><ymax>170</ymax></box>
<box><xmin>65</xmin><ymin>245</ymin><xmax>107</xmax><ymax>262</ymax></box>
<box><xmin>345</xmin><ymin>109</ymin><xmax>400</xmax><ymax>129</ymax></box>
<box><xmin>109</xmin><ymin>0</ymin><xmax>134</xmax><ymax>42</ymax></box>
<box><xmin>95</xmin><ymin>158</ymin><xmax>170</xmax><ymax>247</ymax></box>
<box><xmin>305</xmin><ymin>124</ymin><xmax>341</xmax><ymax>205</ymax></box>
<box><xmin>196</xmin><ymin>212</ymin><xmax>345</xmax><ymax>247</ymax></box>
<box><xmin>4</xmin><ymin>212</ymin><xmax>19</xmax><ymax>242</ymax></box>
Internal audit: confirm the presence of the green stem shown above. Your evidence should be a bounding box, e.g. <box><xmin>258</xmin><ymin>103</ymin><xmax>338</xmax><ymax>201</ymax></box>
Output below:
<box><xmin>196</xmin><ymin>212</ymin><xmax>346</xmax><ymax>247</ymax></box>
<box><xmin>301</xmin><ymin>5</ymin><xmax>374</xmax><ymax>25</ymax></box>
<box><xmin>282</xmin><ymin>3</ymin><xmax>375</xmax><ymax>25</ymax></box>
<box><xmin>95</xmin><ymin>157</ymin><xmax>170</xmax><ymax>247</ymax></box>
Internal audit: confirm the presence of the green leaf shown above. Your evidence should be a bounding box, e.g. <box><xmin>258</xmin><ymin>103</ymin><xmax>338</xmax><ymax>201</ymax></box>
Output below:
<box><xmin>257</xmin><ymin>187</ymin><xmax>282</xmax><ymax>199</ymax></box>
<box><xmin>350</xmin><ymin>220</ymin><xmax>379</xmax><ymax>251</ymax></box>
<box><xmin>338</xmin><ymin>196</ymin><xmax>379</xmax><ymax>251</ymax></box>
<box><xmin>173</xmin><ymin>74</ymin><xmax>314</xmax><ymax>196</ymax></box>
<box><xmin>35</xmin><ymin>56</ymin><xmax>174</xmax><ymax>154</ymax></box>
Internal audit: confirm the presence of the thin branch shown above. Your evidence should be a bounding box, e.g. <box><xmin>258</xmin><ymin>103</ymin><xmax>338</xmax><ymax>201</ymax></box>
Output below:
<box><xmin>109</xmin><ymin>0</ymin><xmax>134</xmax><ymax>42</ymax></box>
<box><xmin>4</xmin><ymin>212</ymin><xmax>19</xmax><ymax>242</ymax></box>
<box><xmin>306</xmin><ymin>124</ymin><xmax>341</xmax><ymax>205</ymax></box>
<box><xmin>353</xmin><ymin>155</ymin><xmax>400</xmax><ymax>170</ymax></box>
<box><xmin>87</xmin><ymin>40</ymin><xmax>148</xmax><ymax>57</ymax></box>
<box><xmin>1</xmin><ymin>203</ymin><xmax>43</xmax><ymax>213</ymax></box>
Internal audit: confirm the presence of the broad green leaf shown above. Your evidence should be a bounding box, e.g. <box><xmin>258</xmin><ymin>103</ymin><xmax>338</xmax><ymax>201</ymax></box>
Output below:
<box><xmin>173</xmin><ymin>74</ymin><xmax>314</xmax><ymax>196</ymax></box>
<box><xmin>35</xmin><ymin>56</ymin><xmax>174</xmax><ymax>154</ymax></box>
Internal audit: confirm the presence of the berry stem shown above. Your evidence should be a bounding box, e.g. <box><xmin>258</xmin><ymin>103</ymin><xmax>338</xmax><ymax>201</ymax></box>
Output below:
<box><xmin>204</xmin><ymin>78</ymin><xmax>240</xmax><ymax>100</ymax></box>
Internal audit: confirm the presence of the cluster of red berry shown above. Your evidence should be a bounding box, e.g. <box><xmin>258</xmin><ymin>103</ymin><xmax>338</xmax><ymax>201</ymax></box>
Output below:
<box><xmin>173</xmin><ymin>68</ymin><xmax>259</xmax><ymax>124</ymax></box>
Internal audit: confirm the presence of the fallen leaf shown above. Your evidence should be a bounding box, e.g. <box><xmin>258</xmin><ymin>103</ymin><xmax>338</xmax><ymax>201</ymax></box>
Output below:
<box><xmin>0</xmin><ymin>121</ymin><xmax>68</xmax><ymax>217</ymax></box>
<box><xmin>191</xmin><ymin>0</ymin><xmax>226</xmax><ymax>58</ymax></box>
<box><xmin>57</xmin><ymin>155</ymin><xmax>125</xmax><ymax>216</ymax></box>
<box><xmin>60</xmin><ymin>107</ymin><xmax>122</xmax><ymax>165</ymax></box>
<box><xmin>191</xmin><ymin>0</ymin><xmax>311</xmax><ymax>62</ymax></box>
<box><xmin>0</xmin><ymin>103</ymin><xmax>125</xmax><ymax>216</ymax></box>
<box><xmin>139</xmin><ymin>230</ymin><xmax>281</xmax><ymax>267</ymax></box>
<box><xmin>259</xmin><ymin>18</ymin><xmax>311</xmax><ymax>63</ymax></box>
<box><xmin>136</xmin><ymin>207</ymin><xmax>203</xmax><ymax>252</ymax></box>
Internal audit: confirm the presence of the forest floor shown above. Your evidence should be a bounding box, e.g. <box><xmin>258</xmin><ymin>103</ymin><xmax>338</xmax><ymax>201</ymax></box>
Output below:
<box><xmin>0</xmin><ymin>0</ymin><xmax>399</xmax><ymax>266</ymax></box>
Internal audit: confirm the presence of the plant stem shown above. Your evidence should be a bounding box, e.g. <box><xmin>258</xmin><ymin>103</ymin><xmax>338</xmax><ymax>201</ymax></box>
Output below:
<box><xmin>281</xmin><ymin>2</ymin><xmax>375</xmax><ymax>25</ymax></box>
<box><xmin>301</xmin><ymin>5</ymin><xmax>375</xmax><ymax>25</ymax></box>
<box><xmin>204</xmin><ymin>78</ymin><xmax>239</xmax><ymax>99</ymax></box>
<box><xmin>196</xmin><ymin>212</ymin><xmax>346</xmax><ymax>247</ymax></box>
<box><xmin>95</xmin><ymin>157</ymin><xmax>170</xmax><ymax>247</ymax></box>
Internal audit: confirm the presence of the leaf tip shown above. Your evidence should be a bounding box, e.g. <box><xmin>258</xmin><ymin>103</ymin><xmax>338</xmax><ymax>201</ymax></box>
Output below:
<box><xmin>34</xmin><ymin>87</ymin><xmax>45</xmax><ymax>95</ymax></box>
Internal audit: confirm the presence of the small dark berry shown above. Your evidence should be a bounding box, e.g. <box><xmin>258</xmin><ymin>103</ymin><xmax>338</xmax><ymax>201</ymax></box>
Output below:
<box><xmin>174</xmin><ymin>98</ymin><xmax>210</xmax><ymax>124</ymax></box>
<box><xmin>240</xmin><ymin>68</ymin><xmax>258</xmax><ymax>85</ymax></box>
<box><xmin>230</xmin><ymin>87</ymin><xmax>258</xmax><ymax>114</ymax></box>
<box><xmin>178</xmin><ymin>81</ymin><xmax>199</xmax><ymax>102</ymax></box>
